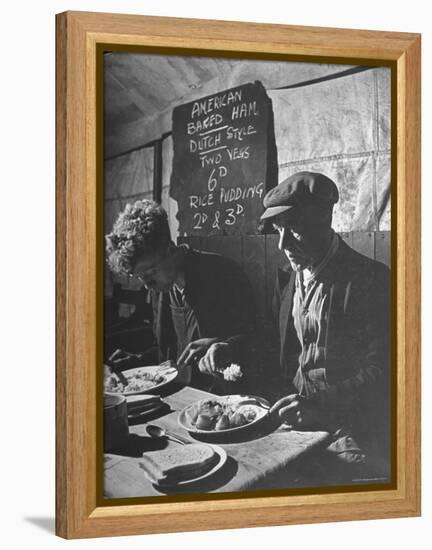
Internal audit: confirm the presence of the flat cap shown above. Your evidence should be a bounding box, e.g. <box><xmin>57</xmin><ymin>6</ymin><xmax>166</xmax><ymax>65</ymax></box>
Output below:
<box><xmin>261</xmin><ymin>171</ymin><xmax>339</xmax><ymax>220</ymax></box>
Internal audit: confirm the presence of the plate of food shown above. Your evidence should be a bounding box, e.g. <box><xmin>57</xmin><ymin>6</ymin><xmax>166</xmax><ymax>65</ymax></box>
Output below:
<box><xmin>178</xmin><ymin>395</ymin><xmax>270</xmax><ymax>435</ymax></box>
<box><xmin>139</xmin><ymin>442</ymin><xmax>227</xmax><ymax>488</ymax></box>
<box><xmin>104</xmin><ymin>364</ymin><xmax>178</xmax><ymax>396</ymax></box>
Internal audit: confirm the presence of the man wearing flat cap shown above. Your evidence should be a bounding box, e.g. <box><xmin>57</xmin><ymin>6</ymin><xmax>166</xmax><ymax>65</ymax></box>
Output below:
<box><xmin>264</xmin><ymin>171</ymin><xmax>391</xmax><ymax>482</ymax></box>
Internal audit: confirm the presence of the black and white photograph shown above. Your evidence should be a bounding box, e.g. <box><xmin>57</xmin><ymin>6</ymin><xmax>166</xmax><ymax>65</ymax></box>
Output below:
<box><xmin>102</xmin><ymin>52</ymin><xmax>392</xmax><ymax>499</ymax></box>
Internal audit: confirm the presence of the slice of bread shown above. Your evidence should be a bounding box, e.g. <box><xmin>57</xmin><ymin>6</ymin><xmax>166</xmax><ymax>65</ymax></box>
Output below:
<box><xmin>139</xmin><ymin>443</ymin><xmax>216</xmax><ymax>484</ymax></box>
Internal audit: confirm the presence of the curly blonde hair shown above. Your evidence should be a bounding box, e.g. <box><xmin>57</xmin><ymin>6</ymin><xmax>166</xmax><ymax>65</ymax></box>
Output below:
<box><xmin>105</xmin><ymin>200</ymin><xmax>171</xmax><ymax>275</ymax></box>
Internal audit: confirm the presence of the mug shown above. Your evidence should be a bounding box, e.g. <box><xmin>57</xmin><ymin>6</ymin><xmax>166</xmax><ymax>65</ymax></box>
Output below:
<box><xmin>104</xmin><ymin>393</ymin><xmax>129</xmax><ymax>452</ymax></box>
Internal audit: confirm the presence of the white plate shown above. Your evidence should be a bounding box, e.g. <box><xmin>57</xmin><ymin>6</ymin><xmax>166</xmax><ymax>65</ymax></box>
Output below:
<box><xmin>178</xmin><ymin>395</ymin><xmax>270</xmax><ymax>436</ymax></box>
<box><xmin>154</xmin><ymin>445</ymin><xmax>227</xmax><ymax>488</ymax></box>
<box><xmin>105</xmin><ymin>365</ymin><xmax>178</xmax><ymax>396</ymax></box>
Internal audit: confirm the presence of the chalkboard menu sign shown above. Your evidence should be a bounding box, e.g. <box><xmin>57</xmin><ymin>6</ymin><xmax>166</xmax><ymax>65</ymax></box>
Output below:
<box><xmin>170</xmin><ymin>81</ymin><xmax>278</xmax><ymax>236</ymax></box>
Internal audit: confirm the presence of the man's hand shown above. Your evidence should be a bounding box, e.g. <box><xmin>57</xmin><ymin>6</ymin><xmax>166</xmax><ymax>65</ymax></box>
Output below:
<box><xmin>177</xmin><ymin>338</ymin><xmax>221</xmax><ymax>369</ymax></box>
<box><xmin>107</xmin><ymin>348</ymin><xmax>141</xmax><ymax>372</ymax></box>
<box><xmin>198</xmin><ymin>342</ymin><xmax>232</xmax><ymax>377</ymax></box>
<box><xmin>270</xmin><ymin>394</ymin><xmax>326</xmax><ymax>430</ymax></box>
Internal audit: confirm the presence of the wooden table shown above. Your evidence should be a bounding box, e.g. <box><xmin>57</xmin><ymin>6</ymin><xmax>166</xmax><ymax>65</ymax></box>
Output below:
<box><xmin>104</xmin><ymin>386</ymin><xmax>330</xmax><ymax>498</ymax></box>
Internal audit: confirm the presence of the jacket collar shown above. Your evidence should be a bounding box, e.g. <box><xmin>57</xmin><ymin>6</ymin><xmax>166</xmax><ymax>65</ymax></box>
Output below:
<box><xmin>278</xmin><ymin>236</ymin><xmax>354</xmax><ymax>293</ymax></box>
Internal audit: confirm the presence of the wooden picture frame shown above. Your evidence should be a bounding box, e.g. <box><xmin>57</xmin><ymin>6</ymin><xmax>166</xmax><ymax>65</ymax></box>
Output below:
<box><xmin>55</xmin><ymin>11</ymin><xmax>421</xmax><ymax>539</ymax></box>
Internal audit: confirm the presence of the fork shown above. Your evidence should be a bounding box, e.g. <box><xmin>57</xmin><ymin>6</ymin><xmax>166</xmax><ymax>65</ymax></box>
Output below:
<box><xmin>156</xmin><ymin>360</ymin><xmax>178</xmax><ymax>376</ymax></box>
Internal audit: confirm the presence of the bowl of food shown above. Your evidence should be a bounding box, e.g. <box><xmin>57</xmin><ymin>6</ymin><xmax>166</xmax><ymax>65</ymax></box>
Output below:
<box><xmin>178</xmin><ymin>395</ymin><xmax>270</xmax><ymax>436</ymax></box>
<box><xmin>104</xmin><ymin>365</ymin><xmax>178</xmax><ymax>396</ymax></box>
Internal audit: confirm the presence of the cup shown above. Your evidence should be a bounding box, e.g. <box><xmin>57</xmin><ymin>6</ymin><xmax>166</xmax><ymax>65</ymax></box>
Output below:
<box><xmin>104</xmin><ymin>393</ymin><xmax>129</xmax><ymax>452</ymax></box>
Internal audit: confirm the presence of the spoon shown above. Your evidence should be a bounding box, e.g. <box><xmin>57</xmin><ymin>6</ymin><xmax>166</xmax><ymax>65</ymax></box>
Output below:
<box><xmin>146</xmin><ymin>424</ymin><xmax>190</xmax><ymax>445</ymax></box>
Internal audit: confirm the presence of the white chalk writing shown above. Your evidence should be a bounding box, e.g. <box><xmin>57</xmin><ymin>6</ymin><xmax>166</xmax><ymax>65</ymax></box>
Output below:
<box><xmin>231</xmin><ymin>101</ymin><xmax>259</xmax><ymax>120</ymax></box>
<box><xmin>187</xmin><ymin>114</ymin><xmax>224</xmax><ymax>135</ymax></box>
<box><xmin>191</xmin><ymin>90</ymin><xmax>242</xmax><ymax>119</ymax></box>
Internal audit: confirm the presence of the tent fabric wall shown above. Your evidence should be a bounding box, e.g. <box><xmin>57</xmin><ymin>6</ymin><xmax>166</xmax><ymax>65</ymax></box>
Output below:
<box><xmin>268</xmin><ymin>67</ymin><xmax>391</xmax><ymax>231</ymax></box>
<box><xmin>104</xmin><ymin>147</ymin><xmax>154</xmax><ymax>232</ymax></box>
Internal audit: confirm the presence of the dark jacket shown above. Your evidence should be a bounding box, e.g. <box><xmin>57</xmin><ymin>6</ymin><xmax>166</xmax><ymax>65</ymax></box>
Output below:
<box><xmin>273</xmin><ymin>237</ymin><xmax>391</xmax><ymax>450</ymax></box>
<box><xmin>149</xmin><ymin>248</ymin><xmax>257</xmax><ymax>365</ymax></box>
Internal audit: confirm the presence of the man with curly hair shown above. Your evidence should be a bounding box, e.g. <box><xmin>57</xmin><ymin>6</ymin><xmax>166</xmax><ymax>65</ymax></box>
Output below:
<box><xmin>105</xmin><ymin>199</ymin><xmax>257</xmax><ymax>391</ymax></box>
